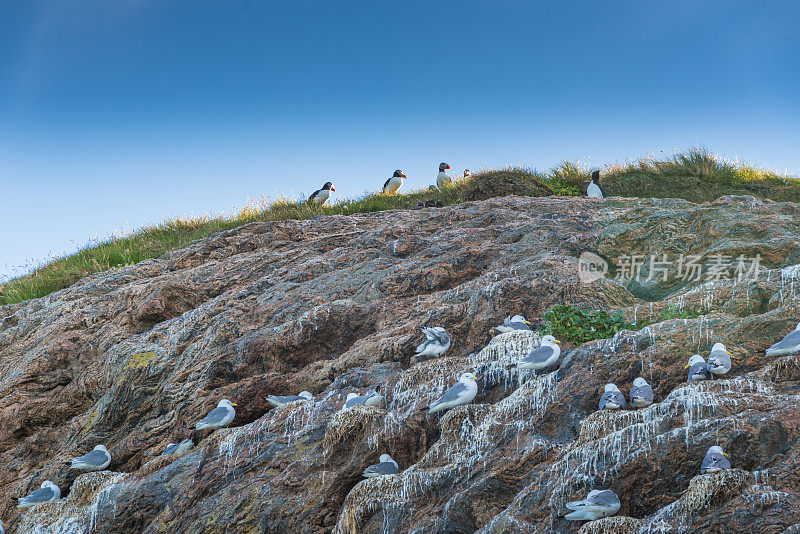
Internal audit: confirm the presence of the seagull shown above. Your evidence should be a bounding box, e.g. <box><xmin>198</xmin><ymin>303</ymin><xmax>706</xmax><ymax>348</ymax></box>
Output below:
<box><xmin>707</xmin><ymin>343</ymin><xmax>732</xmax><ymax>375</ymax></box>
<box><xmin>363</xmin><ymin>454</ymin><xmax>399</xmax><ymax>478</ymax></box>
<box><xmin>382</xmin><ymin>170</ymin><xmax>406</xmax><ymax>195</ymax></box>
<box><xmin>163</xmin><ymin>439</ymin><xmax>193</xmax><ymax>456</ymax></box>
<box><xmin>64</xmin><ymin>444</ymin><xmax>112</xmax><ymax>472</ymax></box>
<box><xmin>193</xmin><ymin>399</ymin><xmax>237</xmax><ymax>430</ymax></box>
<box><xmin>17</xmin><ymin>480</ymin><xmax>61</xmax><ymax>508</ymax></box>
<box><xmin>511</xmin><ymin>335</ymin><xmax>561</xmax><ymax>371</ymax></box>
<box><xmin>587</xmin><ymin>170</ymin><xmax>605</xmax><ymax>198</ymax></box>
<box><xmin>495</xmin><ymin>315</ymin><xmax>532</xmax><ymax>333</ymax></box>
<box><xmin>700</xmin><ymin>445</ymin><xmax>731</xmax><ymax>473</ymax></box>
<box><xmin>436</xmin><ymin>162</ymin><xmax>453</xmax><ymax>189</ymax></box>
<box><xmin>343</xmin><ymin>389</ymin><xmax>383</xmax><ymax>409</ymax></box>
<box><xmin>564</xmin><ymin>489</ymin><xmax>621</xmax><ymax>521</ymax></box>
<box><xmin>686</xmin><ymin>354</ymin><xmax>712</xmax><ymax>382</ymax></box>
<box><xmin>427</xmin><ymin>372</ymin><xmax>479</xmax><ymax>414</ymax></box>
<box><xmin>308</xmin><ymin>181</ymin><xmax>335</xmax><ymax>205</ymax></box>
<box><xmin>765</xmin><ymin>321</ymin><xmax>800</xmax><ymax>357</ymax></box>
<box><xmin>629</xmin><ymin>377</ymin><xmax>654</xmax><ymax>408</ymax></box>
<box><xmin>266</xmin><ymin>391</ymin><xmax>314</xmax><ymax>408</ymax></box>
<box><xmin>599</xmin><ymin>383</ymin><xmax>627</xmax><ymax>410</ymax></box>
<box><xmin>415</xmin><ymin>327</ymin><xmax>452</xmax><ymax>359</ymax></box>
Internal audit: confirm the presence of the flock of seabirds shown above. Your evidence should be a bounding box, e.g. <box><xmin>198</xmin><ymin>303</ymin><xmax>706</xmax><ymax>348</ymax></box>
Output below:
<box><xmin>305</xmin><ymin>162</ymin><xmax>607</xmax><ymax>204</ymax></box>
<box><xmin>4</xmin><ymin>164</ymin><xmax>799</xmax><ymax>531</ymax></box>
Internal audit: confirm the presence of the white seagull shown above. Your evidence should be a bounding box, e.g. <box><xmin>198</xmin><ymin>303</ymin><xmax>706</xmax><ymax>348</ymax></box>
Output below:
<box><xmin>163</xmin><ymin>439</ymin><xmax>193</xmax><ymax>456</ymax></box>
<box><xmin>511</xmin><ymin>335</ymin><xmax>561</xmax><ymax>371</ymax></box>
<box><xmin>194</xmin><ymin>399</ymin><xmax>237</xmax><ymax>430</ymax></box>
<box><xmin>266</xmin><ymin>390</ymin><xmax>314</xmax><ymax>408</ymax></box>
<box><xmin>686</xmin><ymin>354</ymin><xmax>711</xmax><ymax>382</ymax></box>
<box><xmin>599</xmin><ymin>383</ymin><xmax>627</xmax><ymax>410</ymax></box>
<box><xmin>308</xmin><ymin>182</ymin><xmax>335</xmax><ymax>205</ymax></box>
<box><xmin>564</xmin><ymin>489</ymin><xmax>621</xmax><ymax>521</ymax></box>
<box><xmin>436</xmin><ymin>162</ymin><xmax>452</xmax><ymax>189</ymax></box>
<box><xmin>415</xmin><ymin>327</ymin><xmax>452</xmax><ymax>359</ymax></box>
<box><xmin>765</xmin><ymin>321</ymin><xmax>800</xmax><ymax>357</ymax></box>
<box><xmin>587</xmin><ymin>170</ymin><xmax>606</xmax><ymax>198</ymax></box>
<box><xmin>629</xmin><ymin>377</ymin><xmax>654</xmax><ymax>408</ymax></box>
<box><xmin>18</xmin><ymin>480</ymin><xmax>61</xmax><ymax>508</ymax></box>
<box><xmin>382</xmin><ymin>170</ymin><xmax>406</xmax><ymax>195</ymax></box>
<box><xmin>64</xmin><ymin>444</ymin><xmax>112</xmax><ymax>472</ymax></box>
<box><xmin>363</xmin><ymin>454</ymin><xmax>399</xmax><ymax>478</ymax></box>
<box><xmin>427</xmin><ymin>372</ymin><xmax>479</xmax><ymax>414</ymax></box>
<box><xmin>700</xmin><ymin>445</ymin><xmax>731</xmax><ymax>473</ymax></box>
<box><xmin>343</xmin><ymin>389</ymin><xmax>383</xmax><ymax>409</ymax></box>
<box><xmin>707</xmin><ymin>343</ymin><xmax>732</xmax><ymax>375</ymax></box>
<box><xmin>495</xmin><ymin>315</ymin><xmax>532</xmax><ymax>333</ymax></box>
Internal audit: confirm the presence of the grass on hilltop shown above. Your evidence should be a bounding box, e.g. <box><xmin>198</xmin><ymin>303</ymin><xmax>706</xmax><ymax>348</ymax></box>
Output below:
<box><xmin>1</xmin><ymin>149</ymin><xmax>798</xmax><ymax>306</ymax></box>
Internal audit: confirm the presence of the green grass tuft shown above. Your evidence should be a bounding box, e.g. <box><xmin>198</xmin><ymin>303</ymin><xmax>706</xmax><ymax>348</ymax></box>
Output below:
<box><xmin>1</xmin><ymin>148</ymin><xmax>798</xmax><ymax>306</ymax></box>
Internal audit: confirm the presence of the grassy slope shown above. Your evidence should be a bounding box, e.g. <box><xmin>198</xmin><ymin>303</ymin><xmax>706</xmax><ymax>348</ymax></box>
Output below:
<box><xmin>1</xmin><ymin>149</ymin><xmax>798</xmax><ymax>306</ymax></box>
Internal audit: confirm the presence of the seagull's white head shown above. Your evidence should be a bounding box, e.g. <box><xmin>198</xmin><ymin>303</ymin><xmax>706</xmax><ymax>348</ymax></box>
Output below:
<box><xmin>686</xmin><ymin>354</ymin><xmax>705</xmax><ymax>368</ymax></box>
<box><xmin>460</xmin><ymin>372</ymin><xmax>478</xmax><ymax>382</ymax></box>
<box><xmin>299</xmin><ymin>391</ymin><xmax>313</xmax><ymax>400</ymax></box>
<box><xmin>41</xmin><ymin>480</ymin><xmax>56</xmax><ymax>489</ymax></box>
<box><xmin>604</xmin><ymin>383</ymin><xmax>620</xmax><ymax>392</ymax></box>
<box><xmin>379</xmin><ymin>453</ymin><xmax>394</xmax><ymax>463</ymax></box>
<box><xmin>94</xmin><ymin>445</ymin><xmax>108</xmax><ymax>452</ymax></box>
<box><xmin>633</xmin><ymin>377</ymin><xmax>648</xmax><ymax>387</ymax></box>
<box><xmin>708</xmin><ymin>445</ymin><xmax>727</xmax><ymax>456</ymax></box>
<box><xmin>345</xmin><ymin>393</ymin><xmax>358</xmax><ymax>401</ymax></box>
<box><xmin>510</xmin><ymin>315</ymin><xmax>528</xmax><ymax>323</ymax></box>
<box><xmin>540</xmin><ymin>335</ymin><xmax>560</xmax><ymax>346</ymax></box>
<box><xmin>219</xmin><ymin>399</ymin><xmax>238</xmax><ymax>408</ymax></box>
<box><xmin>587</xmin><ymin>489</ymin><xmax>603</xmax><ymax>497</ymax></box>
<box><xmin>711</xmin><ymin>342</ymin><xmax>729</xmax><ymax>354</ymax></box>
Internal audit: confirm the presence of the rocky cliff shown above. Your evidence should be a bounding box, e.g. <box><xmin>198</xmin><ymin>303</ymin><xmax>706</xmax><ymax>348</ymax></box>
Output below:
<box><xmin>1</xmin><ymin>194</ymin><xmax>799</xmax><ymax>533</ymax></box>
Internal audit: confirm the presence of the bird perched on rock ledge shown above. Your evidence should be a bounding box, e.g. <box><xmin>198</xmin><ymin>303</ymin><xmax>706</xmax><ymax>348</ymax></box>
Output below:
<box><xmin>766</xmin><ymin>321</ymin><xmax>800</xmax><ymax>356</ymax></box>
<box><xmin>629</xmin><ymin>377</ymin><xmax>654</xmax><ymax>408</ymax></box>
<box><xmin>343</xmin><ymin>389</ymin><xmax>383</xmax><ymax>409</ymax></box>
<box><xmin>415</xmin><ymin>327</ymin><xmax>451</xmax><ymax>359</ymax></box>
<box><xmin>686</xmin><ymin>354</ymin><xmax>711</xmax><ymax>382</ymax></box>
<box><xmin>18</xmin><ymin>480</ymin><xmax>61</xmax><ymax>508</ymax></box>
<box><xmin>599</xmin><ymin>383</ymin><xmax>627</xmax><ymax>410</ymax></box>
<box><xmin>427</xmin><ymin>372</ymin><xmax>479</xmax><ymax>414</ymax></box>
<box><xmin>194</xmin><ymin>399</ymin><xmax>237</xmax><ymax>430</ymax></box>
<box><xmin>701</xmin><ymin>445</ymin><xmax>731</xmax><ymax>473</ymax></box>
<box><xmin>363</xmin><ymin>454</ymin><xmax>399</xmax><ymax>478</ymax></box>
<box><xmin>266</xmin><ymin>390</ymin><xmax>314</xmax><ymax>408</ymax></box>
<box><xmin>564</xmin><ymin>489</ymin><xmax>620</xmax><ymax>520</ymax></box>
<box><xmin>495</xmin><ymin>315</ymin><xmax>532</xmax><ymax>333</ymax></box>
<box><xmin>707</xmin><ymin>343</ymin><xmax>732</xmax><ymax>375</ymax></box>
<box><xmin>65</xmin><ymin>444</ymin><xmax>112</xmax><ymax>472</ymax></box>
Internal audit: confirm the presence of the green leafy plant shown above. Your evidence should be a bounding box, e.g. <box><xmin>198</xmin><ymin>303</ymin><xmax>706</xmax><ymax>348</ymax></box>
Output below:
<box><xmin>539</xmin><ymin>305</ymin><xmax>634</xmax><ymax>343</ymax></box>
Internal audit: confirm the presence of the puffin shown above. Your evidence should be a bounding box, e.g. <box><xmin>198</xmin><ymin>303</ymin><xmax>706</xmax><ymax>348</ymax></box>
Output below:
<box><xmin>382</xmin><ymin>170</ymin><xmax>406</xmax><ymax>195</ymax></box>
<box><xmin>463</xmin><ymin>169</ymin><xmax>471</xmax><ymax>179</ymax></box>
<box><xmin>308</xmin><ymin>181</ymin><xmax>335</xmax><ymax>205</ymax></box>
<box><xmin>587</xmin><ymin>170</ymin><xmax>606</xmax><ymax>198</ymax></box>
<box><xmin>436</xmin><ymin>162</ymin><xmax>452</xmax><ymax>189</ymax></box>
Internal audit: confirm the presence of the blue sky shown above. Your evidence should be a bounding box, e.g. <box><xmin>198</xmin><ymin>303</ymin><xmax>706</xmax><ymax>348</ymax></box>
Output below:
<box><xmin>1</xmin><ymin>0</ymin><xmax>799</xmax><ymax>280</ymax></box>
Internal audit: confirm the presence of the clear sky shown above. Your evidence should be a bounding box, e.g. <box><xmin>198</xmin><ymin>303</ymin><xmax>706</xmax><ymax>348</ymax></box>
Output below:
<box><xmin>1</xmin><ymin>0</ymin><xmax>799</xmax><ymax>280</ymax></box>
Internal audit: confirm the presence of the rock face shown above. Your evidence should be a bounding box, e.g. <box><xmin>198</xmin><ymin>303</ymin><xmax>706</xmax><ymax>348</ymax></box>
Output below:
<box><xmin>1</xmin><ymin>194</ymin><xmax>800</xmax><ymax>533</ymax></box>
